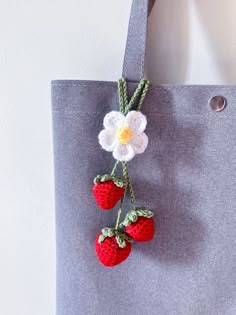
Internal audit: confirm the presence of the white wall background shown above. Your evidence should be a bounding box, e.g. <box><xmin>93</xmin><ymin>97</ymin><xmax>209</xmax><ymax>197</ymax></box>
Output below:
<box><xmin>0</xmin><ymin>1</ymin><xmax>236</xmax><ymax>314</ymax></box>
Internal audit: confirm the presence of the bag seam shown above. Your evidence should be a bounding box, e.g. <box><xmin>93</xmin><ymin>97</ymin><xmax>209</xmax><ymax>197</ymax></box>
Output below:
<box><xmin>51</xmin><ymin>83</ymin><xmax>236</xmax><ymax>90</ymax></box>
<box><xmin>52</xmin><ymin>110</ymin><xmax>233</xmax><ymax>117</ymax></box>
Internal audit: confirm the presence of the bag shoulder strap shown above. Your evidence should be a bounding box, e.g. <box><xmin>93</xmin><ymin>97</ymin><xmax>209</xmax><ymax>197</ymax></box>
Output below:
<box><xmin>122</xmin><ymin>0</ymin><xmax>156</xmax><ymax>82</ymax></box>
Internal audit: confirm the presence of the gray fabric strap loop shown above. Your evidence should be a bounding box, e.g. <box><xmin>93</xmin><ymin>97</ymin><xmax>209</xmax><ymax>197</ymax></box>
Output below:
<box><xmin>122</xmin><ymin>0</ymin><xmax>156</xmax><ymax>82</ymax></box>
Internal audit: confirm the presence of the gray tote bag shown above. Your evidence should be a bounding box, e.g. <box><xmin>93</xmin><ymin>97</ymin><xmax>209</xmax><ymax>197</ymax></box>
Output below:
<box><xmin>51</xmin><ymin>1</ymin><xmax>236</xmax><ymax>314</ymax></box>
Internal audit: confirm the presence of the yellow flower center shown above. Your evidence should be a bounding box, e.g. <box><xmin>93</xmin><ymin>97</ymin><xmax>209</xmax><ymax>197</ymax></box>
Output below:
<box><xmin>116</xmin><ymin>127</ymin><xmax>133</xmax><ymax>144</ymax></box>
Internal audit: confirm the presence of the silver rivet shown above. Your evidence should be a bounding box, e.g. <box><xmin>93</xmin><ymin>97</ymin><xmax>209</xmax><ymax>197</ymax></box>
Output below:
<box><xmin>209</xmin><ymin>96</ymin><xmax>226</xmax><ymax>112</ymax></box>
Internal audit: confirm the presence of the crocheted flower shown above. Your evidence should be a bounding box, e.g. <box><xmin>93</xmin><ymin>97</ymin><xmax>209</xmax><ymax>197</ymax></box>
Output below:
<box><xmin>98</xmin><ymin>111</ymin><xmax>148</xmax><ymax>162</ymax></box>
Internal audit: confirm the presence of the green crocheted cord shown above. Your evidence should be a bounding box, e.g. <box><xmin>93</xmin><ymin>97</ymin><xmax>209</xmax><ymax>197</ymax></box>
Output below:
<box><xmin>98</xmin><ymin>227</ymin><xmax>133</xmax><ymax>248</ymax></box>
<box><xmin>118</xmin><ymin>78</ymin><xmax>150</xmax><ymax>115</ymax></box>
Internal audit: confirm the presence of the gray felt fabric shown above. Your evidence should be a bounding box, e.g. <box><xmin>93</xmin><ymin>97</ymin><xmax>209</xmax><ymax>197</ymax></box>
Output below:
<box><xmin>51</xmin><ymin>1</ymin><xmax>236</xmax><ymax>314</ymax></box>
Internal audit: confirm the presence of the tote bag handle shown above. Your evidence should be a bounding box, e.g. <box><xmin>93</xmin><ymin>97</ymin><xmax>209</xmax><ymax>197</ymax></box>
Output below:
<box><xmin>122</xmin><ymin>0</ymin><xmax>156</xmax><ymax>82</ymax></box>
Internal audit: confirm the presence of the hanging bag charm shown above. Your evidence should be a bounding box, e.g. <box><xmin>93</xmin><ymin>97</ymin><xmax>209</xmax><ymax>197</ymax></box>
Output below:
<box><xmin>92</xmin><ymin>78</ymin><xmax>155</xmax><ymax>267</ymax></box>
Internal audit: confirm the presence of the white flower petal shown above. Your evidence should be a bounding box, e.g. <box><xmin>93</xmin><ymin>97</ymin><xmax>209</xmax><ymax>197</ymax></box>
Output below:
<box><xmin>125</xmin><ymin>111</ymin><xmax>147</xmax><ymax>133</ymax></box>
<box><xmin>113</xmin><ymin>143</ymin><xmax>135</xmax><ymax>162</ymax></box>
<box><xmin>129</xmin><ymin>132</ymin><xmax>148</xmax><ymax>154</ymax></box>
<box><xmin>98</xmin><ymin>129</ymin><xmax>117</xmax><ymax>152</ymax></box>
<box><xmin>103</xmin><ymin>111</ymin><xmax>125</xmax><ymax>130</ymax></box>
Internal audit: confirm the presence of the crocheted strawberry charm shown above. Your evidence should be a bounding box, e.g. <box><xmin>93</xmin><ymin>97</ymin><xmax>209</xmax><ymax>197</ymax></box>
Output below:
<box><xmin>93</xmin><ymin>78</ymin><xmax>155</xmax><ymax>267</ymax></box>
<box><xmin>120</xmin><ymin>209</ymin><xmax>155</xmax><ymax>242</ymax></box>
<box><xmin>95</xmin><ymin>228</ymin><xmax>132</xmax><ymax>267</ymax></box>
<box><xmin>93</xmin><ymin>175</ymin><xmax>125</xmax><ymax>210</ymax></box>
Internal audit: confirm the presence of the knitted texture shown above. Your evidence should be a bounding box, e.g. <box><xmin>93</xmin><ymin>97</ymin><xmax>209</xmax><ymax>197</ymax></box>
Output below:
<box><xmin>122</xmin><ymin>209</ymin><xmax>155</xmax><ymax>242</ymax></box>
<box><xmin>93</xmin><ymin>180</ymin><xmax>125</xmax><ymax>210</ymax></box>
<box><xmin>98</xmin><ymin>110</ymin><xmax>148</xmax><ymax>162</ymax></box>
<box><xmin>125</xmin><ymin>216</ymin><xmax>155</xmax><ymax>242</ymax></box>
<box><xmin>95</xmin><ymin>232</ymin><xmax>132</xmax><ymax>267</ymax></box>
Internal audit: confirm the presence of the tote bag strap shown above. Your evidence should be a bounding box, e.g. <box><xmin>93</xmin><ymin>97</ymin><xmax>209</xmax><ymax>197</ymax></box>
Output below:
<box><xmin>122</xmin><ymin>0</ymin><xmax>156</xmax><ymax>82</ymax></box>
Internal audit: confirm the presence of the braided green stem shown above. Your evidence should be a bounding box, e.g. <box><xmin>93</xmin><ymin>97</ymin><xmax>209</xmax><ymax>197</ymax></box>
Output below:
<box><xmin>118</xmin><ymin>78</ymin><xmax>150</xmax><ymax>115</ymax></box>
<box><xmin>122</xmin><ymin>162</ymin><xmax>136</xmax><ymax>210</ymax></box>
<box><xmin>124</xmin><ymin>79</ymin><xmax>150</xmax><ymax>114</ymax></box>
<box><xmin>110</xmin><ymin>160</ymin><xmax>119</xmax><ymax>176</ymax></box>
<box><xmin>115</xmin><ymin>184</ymin><xmax>127</xmax><ymax>229</ymax></box>
<box><xmin>127</xmin><ymin>80</ymin><xmax>145</xmax><ymax>110</ymax></box>
<box><xmin>118</xmin><ymin>79</ymin><xmax>129</xmax><ymax>114</ymax></box>
<box><xmin>136</xmin><ymin>80</ymin><xmax>150</xmax><ymax>111</ymax></box>
<box><xmin>115</xmin><ymin>208</ymin><xmax>122</xmax><ymax>230</ymax></box>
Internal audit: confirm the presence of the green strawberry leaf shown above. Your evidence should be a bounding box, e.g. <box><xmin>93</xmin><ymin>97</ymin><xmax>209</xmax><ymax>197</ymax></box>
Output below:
<box><xmin>119</xmin><ymin>208</ymin><xmax>154</xmax><ymax>228</ymax></box>
<box><xmin>98</xmin><ymin>227</ymin><xmax>133</xmax><ymax>248</ymax></box>
<box><xmin>93</xmin><ymin>174</ymin><xmax>125</xmax><ymax>188</ymax></box>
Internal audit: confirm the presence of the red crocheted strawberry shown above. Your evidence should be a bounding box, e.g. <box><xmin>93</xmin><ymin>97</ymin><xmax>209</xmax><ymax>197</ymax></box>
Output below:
<box><xmin>95</xmin><ymin>228</ymin><xmax>132</xmax><ymax>267</ymax></box>
<box><xmin>121</xmin><ymin>208</ymin><xmax>155</xmax><ymax>242</ymax></box>
<box><xmin>93</xmin><ymin>175</ymin><xmax>125</xmax><ymax>210</ymax></box>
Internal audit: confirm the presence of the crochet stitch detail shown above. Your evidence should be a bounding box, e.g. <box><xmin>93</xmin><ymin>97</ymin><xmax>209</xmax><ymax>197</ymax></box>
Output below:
<box><xmin>94</xmin><ymin>78</ymin><xmax>154</xmax><ymax>267</ymax></box>
<box><xmin>93</xmin><ymin>180</ymin><xmax>125</xmax><ymax>210</ymax></box>
<box><xmin>95</xmin><ymin>232</ymin><xmax>132</xmax><ymax>267</ymax></box>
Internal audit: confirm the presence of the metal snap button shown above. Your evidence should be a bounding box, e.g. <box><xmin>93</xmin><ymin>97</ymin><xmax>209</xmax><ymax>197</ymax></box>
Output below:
<box><xmin>209</xmin><ymin>96</ymin><xmax>226</xmax><ymax>112</ymax></box>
